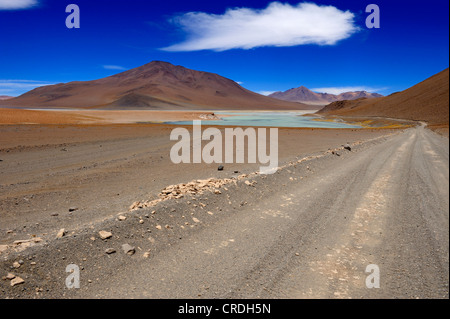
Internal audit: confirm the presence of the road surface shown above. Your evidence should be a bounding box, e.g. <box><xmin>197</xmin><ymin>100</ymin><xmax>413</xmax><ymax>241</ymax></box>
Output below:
<box><xmin>1</xmin><ymin>125</ymin><xmax>448</xmax><ymax>299</ymax></box>
<box><xmin>99</xmin><ymin>125</ymin><xmax>449</xmax><ymax>298</ymax></box>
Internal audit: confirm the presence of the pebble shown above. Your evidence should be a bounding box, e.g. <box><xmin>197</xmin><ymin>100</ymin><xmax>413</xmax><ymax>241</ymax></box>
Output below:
<box><xmin>99</xmin><ymin>231</ymin><xmax>112</xmax><ymax>240</ymax></box>
<box><xmin>56</xmin><ymin>228</ymin><xmax>66</xmax><ymax>238</ymax></box>
<box><xmin>10</xmin><ymin>277</ymin><xmax>24</xmax><ymax>287</ymax></box>
<box><xmin>122</xmin><ymin>244</ymin><xmax>135</xmax><ymax>256</ymax></box>
<box><xmin>5</xmin><ymin>273</ymin><xmax>16</xmax><ymax>280</ymax></box>
<box><xmin>105</xmin><ymin>248</ymin><xmax>116</xmax><ymax>255</ymax></box>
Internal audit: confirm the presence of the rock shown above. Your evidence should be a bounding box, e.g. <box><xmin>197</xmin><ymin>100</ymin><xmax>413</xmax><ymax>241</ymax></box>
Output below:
<box><xmin>50</xmin><ymin>213</ymin><xmax>59</xmax><ymax>217</ymax></box>
<box><xmin>343</xmin><ymin>144</ymin><xmax>352</xmax><ymax>151</ymax></box>
<box><xmin>118</xmin><ymin>215</ymin><xmax>126</xmax><ymax>221</ymax></box>
<box><xmin>139</xmin><ymin>219</ymin><xmax>144</xmax><ymax>224</ymax></box>
<box><xmin>214</xmin><ymin>189</ymin><xmax>221</xmax><ymax>194</ymax></box>
<box><xmin>130</xmin><ymin>201</ymin><xmax>141</xmax><ymax>210</ymax></box>
<box><xmin>56</xmin><ymin>228</ymin><xmax>66</xmax><ymax>238</ymax></box>
<box><xmin>98</xmin><ymin>230</ymin><xmax>112</xmax><ymax>240</ymax></box>
<box><xmin>192</xmin><ymin>217</ymin><xmax>200</xmax><ymax>223</ymax></box>
<box><xmin>155</xmin><ymin>225</ymin><xmax>162</xmax><ymax>230</ymax></box>
<box><xmin>13</xmin><ymin>239</ymin><xmax>30</xmax><ymax>245</ymax></box>
<box><xmin>12</xmin><ymin>238</ymin><xmax>40</xmax><ymax>249</ymax></box>
<box><xmin>68</xmin><ymin>207</ymin><xmax>78</xmax><ymax>212</ymax></box>
<box><xmin>122</xmin><ymin>244</ymin><xmax>135</xmax><ymax>256</ymax></box>
<box><xmin>244</xmin><ymin>180</ymin><xmax>256</xmax><ymax>187</ymax></box>
<box><xmin>234</xmin><ymin>170</ymin><xmax>239</xmax><ymax>173</ymax></box>
<box><xmin>143</xmin><ymin>251</ymin><xmax>151</xmax><ymax>258</ymax></box>
<box><xmin>0</xmin><ymin>245</ymin><xmax>8</xmax><ymax>254</ymax></box>
<box><xmin>5</xmin><ymin>273</ymin><xmax>16</xmax><ymax>280</ymax></box>
<box><xmin>105</xmin><ymin>248</ymin><xmax>116</xmax><ymax>254</ymax></box>
<box><xmin>13</xmin><ymin>261</ymin><xmax>21</xmax><ymax>269</ymax></box>
<box><xmin>332</xmin><ymin>151</ymin><xmax>341</xmax><ymax>156</ymax></box>
<box><xmin>218</xmin><ymin>165</ymin><xmax>224</xmax><ymax>171</ymax></box>
<box><xmin>10</xmin><ymin>276</ymin><xmax>24</xmax><ymax>286</ymax></box>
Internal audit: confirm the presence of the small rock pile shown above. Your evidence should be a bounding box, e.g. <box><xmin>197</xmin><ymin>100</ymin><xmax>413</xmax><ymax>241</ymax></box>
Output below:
<box><xmin>129</xmin><ymin>175</ymin><xmax>251</xmax><ymax>211</ymax></box>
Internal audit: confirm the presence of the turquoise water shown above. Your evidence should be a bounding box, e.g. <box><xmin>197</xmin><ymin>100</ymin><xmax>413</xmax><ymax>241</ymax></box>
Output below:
<box><xmin>166</xmin><ymin>111</ymin><xmax>362</xmax><ymax>128</ymax></box>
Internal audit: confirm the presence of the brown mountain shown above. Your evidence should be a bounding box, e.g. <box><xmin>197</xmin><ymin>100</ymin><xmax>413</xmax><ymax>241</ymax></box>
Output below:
<box><xmin>0</xmin><ymin>95</ymin><xmax>14</xmax><ymax>100</ymax></box>
<box><xmin>0</xmin><ymin>61</ymin><xmax>314</xmax><ymax>110</ymax></box>
<box><xmin>318</xmin><ymin>68</ymin><xmax>449</xmax><ymax>126</ymax></box>
<box><xmin>269</xmin><ymin>86</ymin><xmax>382</xmax><ymax>105</ymax></box>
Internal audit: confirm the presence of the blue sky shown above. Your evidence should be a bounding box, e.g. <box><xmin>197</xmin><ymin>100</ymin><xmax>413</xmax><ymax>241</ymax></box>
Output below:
<box><xmin>0</xmin><ymin>0</ymin><xmax>448</xmax><ymax>97</ymax></box>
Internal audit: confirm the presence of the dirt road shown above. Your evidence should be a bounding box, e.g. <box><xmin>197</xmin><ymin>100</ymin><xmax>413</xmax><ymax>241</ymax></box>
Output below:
<box><xmin>0</xmin><ymin>125</ymin><xmax>448</xmax><ymax>298</ymax></box>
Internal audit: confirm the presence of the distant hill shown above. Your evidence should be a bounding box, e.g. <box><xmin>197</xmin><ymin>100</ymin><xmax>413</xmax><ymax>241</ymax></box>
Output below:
<box><xmin>318</xmin><ymin>68</ymin><xmax>449</xmax><ymax>126</ymax></box>
<box><xmin>0</xmin><ymin>61</ymin><xmax>316</xmax><ymax>111</ymax></box>
<box><xmin>0</xmin><ymin>95</ymin><xmax>14</xmax><ymax>100</ymax></box>
<box><xmin>269</xmin><ymin>86</ymin><xmax>382</xmax><ymax>105</ymax></box>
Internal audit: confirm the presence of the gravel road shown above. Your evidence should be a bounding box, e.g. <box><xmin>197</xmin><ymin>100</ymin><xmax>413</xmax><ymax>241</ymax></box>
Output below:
<box><xmin>1</xmin><ymin>125</ymin><xmax>448</xmax><ymax>299</ymax></box>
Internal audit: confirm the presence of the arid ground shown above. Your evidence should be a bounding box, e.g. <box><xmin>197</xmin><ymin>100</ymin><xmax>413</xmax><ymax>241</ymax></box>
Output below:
<box><xmin>0</xmin><ymin>118</ymin><xmax>448</xmax><ymax>298</ymax></box>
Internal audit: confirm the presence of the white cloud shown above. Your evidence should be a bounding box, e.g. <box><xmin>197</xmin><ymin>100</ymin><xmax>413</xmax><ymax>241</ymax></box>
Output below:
<box><xmin>311</xmin><ymin>86</ymin><xmax>385</xmax><ymax>94</ymax></box>
<box><xmin>0</xmin><ymin>79</ymin><xmax>53</xmax><ymax>89</ymax></box>
<box><xmin>258</xmin><ymin>91</ymin><xmax>277</xmax><ymax>96</ymax></box>
<box><xmin>103</xmin><ymin>65</ymin><xmax>128</xmax><ymax>71</ymax></box>
<box><xmin>162</xmin><ymin>2</ymin><xmax>357</xmax><ymax>52</ymax></box>
<box><xmin>0</xmin><ymin>80</ymin><xmax>54</xmax><ymax>96</ymax></box>
<box><xmin>0</xmin><ymin>0</ymin><xmax>37</xmax><ymax>10</ymax></box>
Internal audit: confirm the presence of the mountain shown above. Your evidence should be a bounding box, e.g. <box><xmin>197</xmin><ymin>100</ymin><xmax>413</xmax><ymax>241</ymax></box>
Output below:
<box><xmin>318</xmin><ymin>68</ymin><xmax>449</xmax><ymax>126</ymax></box>
<box><xmin>0</xmin><ymin>95</ymin><xmax>14</xmax><ymax>100</ymax></box>
<box><xmin>0</xmin><ymin>61</ymin><xmax>315</xmax><ymax>111</ymax></box>
<box><xmin>269</xmin><ymin>86</ymin><xmax>382</xmax><ymax>105</ymax></box>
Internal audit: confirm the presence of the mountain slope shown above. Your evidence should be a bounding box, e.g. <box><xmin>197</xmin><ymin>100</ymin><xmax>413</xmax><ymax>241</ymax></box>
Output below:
<box><xmin>318</xmin><ymin>68</ymin><xmax>449</xmax><ymax>126</ymax></box>
<box><xmin>269</xmin><ymin>86</ymin><xmax>382</xmax><ymax>105</ymax></box>
<box><xmin>0</xmin><ymin>61</ymin><xmax>314</xmax><ymax>110</ymax></box>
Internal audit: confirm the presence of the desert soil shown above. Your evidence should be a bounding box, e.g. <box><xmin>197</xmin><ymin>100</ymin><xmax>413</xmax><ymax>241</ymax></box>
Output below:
<box><xmin>0</xmin><ymin>123</ymin><xmax>447</xmax><ymax>299</ymax></box>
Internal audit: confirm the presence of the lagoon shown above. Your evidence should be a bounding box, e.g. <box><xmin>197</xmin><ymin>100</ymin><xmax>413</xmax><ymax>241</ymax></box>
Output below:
<box><xmin>166</xmin><ymin>111</ymin><xmax>362</xmax><ymax>129</ymax></box>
